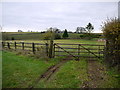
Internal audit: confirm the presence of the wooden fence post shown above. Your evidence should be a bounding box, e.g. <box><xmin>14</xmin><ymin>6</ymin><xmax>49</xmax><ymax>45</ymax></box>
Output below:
<box><xmin>2</xmin><ymin>42</ymin><xmax>4</xmax><ymax>48</ymax></box>
<box><xmin>98</xmin><ymin>45</ymin><xmax>100</xmax><ymax>58</ymax></box>
<box><xmin>103</xmin><ymin>45</ymin><xmax>105</xmax><ymax>60</ymax></box>
<box><xmin>46</xmin><ymin>43</ymin><xmax>49</xmax><ymax>57</ymax></box>
<box><xmin>49</xmin><ymin>40</ymin><xmax>53</xmax><ymax>58</ymax></box>
<box><xmin>15</xmin><ymin>42</ymin><xmax>17</xmax><ymax>50</ymax></box>
<box><xmin>7</xmin><ymin>42</ymin><xmax>10</xmax><ymax>49</ymax></box>
<box><xmin>53</xmin><ymin>43</ymin><xmax>55</xmax><ymax>58</ymax></box>
<box><xmin>22</xmin><ymin>42</ymin><xmax>24</xmax><ymax>50</ymax></box>
<box><xmin>32</xmin><ymin>43</ymin><xmax>35</xmax><ymax>54</ymax></box>
<box><xmin>78</xmin><ymin>44</ymin><xmax>80</xmax><ymax>60</ymax></box>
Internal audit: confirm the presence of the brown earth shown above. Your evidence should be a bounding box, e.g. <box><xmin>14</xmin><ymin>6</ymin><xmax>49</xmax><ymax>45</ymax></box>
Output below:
<box><xmin>82</xmin><ymin>60</ymin><xmax>107</xmax><ymax>88</ymax></box>
<box><xmin>29</xmin><ymin>56</ymin><xmax>107</xmax><ymax>89</ymax></box>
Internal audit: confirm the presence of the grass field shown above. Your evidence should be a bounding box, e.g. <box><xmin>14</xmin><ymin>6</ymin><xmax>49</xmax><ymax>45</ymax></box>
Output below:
<box><xmin>2</xmin><ymin>32</ymin><xmax>82</xmax><ymax>40</ymax></box>
<box><xmin>2</xmin><ymin>51</ymin><xmax>88</xmax><ymax>88</ymax></box>
<box><xmin>2</xmin><ymin>33</ymin><xmax>120</xmax><ymax>88</ymax></box>
<box><xmin>2</xmin><ymin>32</ymin><xmax>102</xmax><ymax>40</ymax></box>
<box><xmin>2</xmin><ymin>51</ymin><xmax>120</xmax><ymax>88</ymax></box>
<box><xmin>5</xmin><ymin>39</ymin><xmax>105</xmax><ymax>45</ymax></box>
<box><xmin>2</xmin><ymin>51</ymin><xmax>60</xmax><ymax>88</ymax></box>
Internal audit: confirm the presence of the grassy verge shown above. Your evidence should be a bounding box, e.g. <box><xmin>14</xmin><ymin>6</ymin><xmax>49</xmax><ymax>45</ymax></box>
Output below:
<box><xmin>99</xmin><ymin>66</ymin><xmax>120</xmax><ymax>88</ymax></box>
<box><xmin>2</xmin><ymin>51</ymin><xmax>60</xmax><ymax>88</ymax></box>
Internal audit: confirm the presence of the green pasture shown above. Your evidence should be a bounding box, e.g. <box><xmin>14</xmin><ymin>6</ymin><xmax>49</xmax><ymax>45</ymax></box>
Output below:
<box><xmin>2</xmin><ymin>51</ymin><xmax>119</xmax><ymax>88</ymax></box>
<box><xmin>2</xmin><ymin>51</ymin><xmax>65</xmax><ymax>88</ymax></box>
<box><xmin>2</xmin><ymin>32</ymin><xmax>42</xmax><ymax>40</ymax></box>
<box><xmin>2</xmin><ymin>32</ymin><xmax>119</xmax><ymax>88</ymax></box>
<box><xmin>2</xmin><ymin>51</ymin><xmax>87</xmax><ymax>88</ymax></box>
<box><xmin>4</xmin><ymin>39</ymin><xmax>105</xmax><ymax>45</ymax></box>
<box><xmin>2</xmin><ymin>32</ymin><xmax>102</xmax><ymax>40</ymax></box>
<box><xmin>2</xmin><ymin>32</ymin><xmax>81</xmax><ymax>40</ymax></box>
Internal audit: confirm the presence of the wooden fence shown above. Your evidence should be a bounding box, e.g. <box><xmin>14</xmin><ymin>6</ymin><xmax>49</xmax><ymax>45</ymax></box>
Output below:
<box><xmin>2</xmin><ymin>41</ymin><xmax>105</xmax><ymax>60</ymax></box>
<box><xmin>54</xmin><ymin>43</ymin><xmax>105</xmax><ymax>60</ymax></box>
<box><xmin>2</xmin><ymin>41</ymin><xmax>49</xmax><ymax>55</ymax></box>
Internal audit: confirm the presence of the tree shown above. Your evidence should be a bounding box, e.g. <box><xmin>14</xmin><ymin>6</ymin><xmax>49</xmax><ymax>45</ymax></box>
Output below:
<box><xmin>42</xmin><ymin>27</ymin><xmax>61</xmax><ymax>40</ymax></box>
<box><xmin>18</xmin><ymin>30</ymin><xmax>23</xmax><ymax>32</ymax></box>
<box><xmin>42</xmin><ymin>29</ymin><xmax>55</xmax><ymax>40</ymax></box>
<box><xmin>85</xmin><ymin>23</ymin><xmax>94</xmax><ymax>39</ymax></box>
<box><xmin>42</xmin><ymin>28</ymin><xmax>55</xmax><ymax>58</ymax></box>
<box><xmin>76</xmin><ymin>27</ymin><xmax>86</xmax><ymax>33</ymax></box>
<box><xmin>86</xmin><ymin>23</ymin><xmax>94</xmax><ymax>34</ymax></box>
<box><xmin>48</xmin><ymin>27</ymin><xmax>61</xmax><ymax>33</ymax></box>
<box><xmin>62</xmin><ymin>29</ymin><xmax>69</xmax><ymax>39</ymax></box>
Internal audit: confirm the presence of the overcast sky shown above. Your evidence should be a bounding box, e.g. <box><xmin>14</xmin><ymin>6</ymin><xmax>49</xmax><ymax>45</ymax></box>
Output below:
<box><xmin>2</xmin><ymin>1</ymin><xmax>118</xmax><ymax>32</ymax></box>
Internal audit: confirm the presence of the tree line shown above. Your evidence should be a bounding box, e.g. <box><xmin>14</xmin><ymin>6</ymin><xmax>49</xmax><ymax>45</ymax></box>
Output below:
<box><xmin>43</xmin><ymin>22</ymin><xmax>94</xmax><ymax>40</ymax></box>
<box><xmin>2</xmin><ymin>22</ymin><xmax>98</xmax><ymax>40</ymax></box>
<box><xmin>17</xmin><ymin>23</ymin><xmax>94</xmax><ymax>34</ymax></box>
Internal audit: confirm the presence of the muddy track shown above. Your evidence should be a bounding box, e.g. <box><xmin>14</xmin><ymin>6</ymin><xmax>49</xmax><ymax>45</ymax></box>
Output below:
<box><xmin>81</xmin><ymin>60</ymin><xmax>106</xmax><ymax>88</ymax></box>
<box><xmin>29</xmin><ymin>56</ymin><xmax>73</xmax><ymax>89</ymax></box>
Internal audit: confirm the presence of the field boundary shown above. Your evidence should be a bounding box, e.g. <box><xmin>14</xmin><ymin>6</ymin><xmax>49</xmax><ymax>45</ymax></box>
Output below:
<box><xmin>2</xmin><ymin>41</ymin><xmax>105</xmax><ymax>60</ymax></box>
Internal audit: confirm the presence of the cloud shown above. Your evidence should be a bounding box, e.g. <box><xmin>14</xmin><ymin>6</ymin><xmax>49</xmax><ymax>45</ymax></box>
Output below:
<box><xmin>2</xmin><ymin>2</ymin><xmax>118</xmax><ymax>32</ymax></box>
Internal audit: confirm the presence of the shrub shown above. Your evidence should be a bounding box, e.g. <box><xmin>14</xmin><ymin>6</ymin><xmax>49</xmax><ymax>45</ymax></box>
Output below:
<box><xmin>42</xmin><ymin>31</ymin><xmax>53</xmax><ymax>40</ymax></box>
<box><xmin>80</xmin><ymin>33</ymin><xmax>101</xmax><ymax>39</ymax></box>
<box><xmin>80</xmin><ymin>33</ymin><xmax>89</xmax><ymax>39</ymax></box>
<box><xmin>2</xmin><ymin>32</ymin><xmax>10</xmax><ymax>40</ymax></box>
<box><xmin>42</xmin><ymin>31</ymin><xmax>61</xmax><ymax>40</ymax></box>
<box><xmin>102</xmin><ymin>18</ymin><xmax>120</xmax><ymax>71</ymax></box>
<box><xmin>54</xmin><ymin>33</ymin><xmax>61</xmax><ymax>39</ymax></box>
<box><xmin>11</xmin><ymin>37</ymin><xmax>15</xmax><ymax>40</ymax></box>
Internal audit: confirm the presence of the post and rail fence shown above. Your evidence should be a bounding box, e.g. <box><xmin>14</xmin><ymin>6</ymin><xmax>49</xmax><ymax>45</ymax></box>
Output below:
<box><xmin>2</xmin><ymin>41</ymin><xmax>105</xmax><ymax>60</ymax></box>
<box><xmin>2</xmin><ymin>41</ymin><xmax>49</xmax><ymax>56</ymax></box>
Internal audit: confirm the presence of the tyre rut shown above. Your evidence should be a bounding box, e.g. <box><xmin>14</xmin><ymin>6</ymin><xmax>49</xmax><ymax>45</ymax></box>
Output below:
<box><xmin>29</xmin><ymin>56</ymin><xmax>73</xmax><ymax>89</ymax></box>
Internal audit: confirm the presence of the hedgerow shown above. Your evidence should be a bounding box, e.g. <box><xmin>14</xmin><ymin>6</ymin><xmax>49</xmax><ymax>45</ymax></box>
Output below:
<box><xmin>102</xmin><ymin>18</ymin><xmax>120</xmax><ymax>71</ymax></box>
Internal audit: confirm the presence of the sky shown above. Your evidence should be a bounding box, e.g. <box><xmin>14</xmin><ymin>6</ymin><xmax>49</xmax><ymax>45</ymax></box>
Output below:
<box><xmin>1</xmin><ymin>1</ymin><xmax>119</xmax><ymax>33</ymax></box>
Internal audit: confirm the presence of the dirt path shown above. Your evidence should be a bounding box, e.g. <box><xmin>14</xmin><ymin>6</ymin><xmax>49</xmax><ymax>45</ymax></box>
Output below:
<box><xmin>82</xmin><ymin>60</ymin><xmax>106</xmax><ymax>88</ymax></box>
<box><xmin>29</xmin><ymin>56</ymin><xmax>107</xmax><ymax>88</ymax></box>
<box><xmin>29</xmin><ymin>56</ymin><xmax>73</xmax><ymax>89</ymax></box>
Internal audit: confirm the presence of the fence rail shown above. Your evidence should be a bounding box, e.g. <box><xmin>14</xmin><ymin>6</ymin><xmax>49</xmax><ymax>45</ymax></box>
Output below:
<box><xmin>55</xmin><ymin>43</ymin><xmax>105</xmax><ymax>46</ymax></box>
<box><xmin>54</xmin><ymin>43</ymin><xmax>105</xmax><ymax>60</ymax></box>
<box><xmin>2</xmin><ymin>41</ymin><xmax>105</xmax><ymax>60</ymax></box>
<box><xmin>2</xmin><ymin>41</ymin><xmax>48</xmax><ymax>55</ymax></box>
